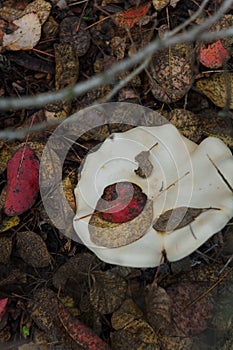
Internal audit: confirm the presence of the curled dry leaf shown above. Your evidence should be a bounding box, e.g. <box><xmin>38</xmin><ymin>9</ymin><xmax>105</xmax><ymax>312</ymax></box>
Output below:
<box><xmin>17</xmin><ymin>231</ymin><xmax>50</xmax><ymax>268</ymax></box>
<box><xmin>149</xmin><ymin>43</ymin><xmax>194</xmax><ymax>103</ymax></box>
<box><xmin>153</xmin><ymin>207</ymin><xmax>215</xmax><ymax>232</ymax></box>
<box><xmin>114</xmin><ymin>2</ymin><xmax>151</xmax><ymax>29</ymax></box>
<box><xmin>167</xmin><ymin>281</ymin><xmax>216</xmax><ymax>335</ymax></box>
<box><xmin>4</xmin><ymin>145</ymin><xmax>39</xmax><ymax>216</ymax></box>
<box><xmin>3</xmin><ymin>13</ymin><xmax>41</xmax><ymax>51</ymax></box>
<box><xmin>58</xmin><ymin>302</ymin><xmax>110</xmax><ymax>350</ymax></box>
<box><xmin>196</xmin><ymin>73</ymin><xmax>233</xmax><ymax>109</ymax></box>
<box><xmin>145</xmin><ymin>284</ymin><xmax>171</xmax><ymax>334</ymax></box>
<box><xmin>90</xmin><ymin>270</ymin><xmax>127</xmax><ymax>314</ymax></box>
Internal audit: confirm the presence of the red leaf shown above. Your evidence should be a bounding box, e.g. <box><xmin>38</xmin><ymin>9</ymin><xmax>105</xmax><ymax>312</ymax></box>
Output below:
<box><xmin>0</xmin><ymin>298</ymin><xmax>8</xmax><ymax>321</ymax></box>
<box><xmin>95</xmin><ymin>182</ymin><xmax>147</xmax><ymax>223</ymax></box>
<box><xmin>58</xmin><ymin>302</ymin><xmax>110</xmax><ymax>350</ymax></box>
<box><xmin>114</xmin><ymin>2</ymin><xmax>151</xmax><ymax>28</ymax></box>
<box><xmin>198</xmin><ymin>40</ymin><xmax>230</xmax><ymax>68</ymax></box>
<box><xmin>4</xmin><ymin>145</ymin><xmax>39</xmax><ymax>216</ymax></box>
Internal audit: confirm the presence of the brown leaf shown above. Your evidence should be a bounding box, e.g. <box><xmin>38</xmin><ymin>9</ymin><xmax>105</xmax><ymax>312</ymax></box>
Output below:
<box><xmin>89</xmin><ymin>199</ymin><xmax>153</xmax><ymax>248</ymax></box>
<box><xmin>90</xmin><ymin>270</ymin><xmax>127</xmax><ymax>314</ymax></box>
<box><xmin>0</xmin><ymin>236</ymin><xmax>12</xmax><ymax>264</ymax></box>
<box><xmin>153</xmin><ymin>207</ymin><xmax>212</xmax><ymax>232</ymax></box>
<box><xmin>134</xmin><ymin>151</ymin><xmax>153</xmax><ymax>178</ymax></box>
<box><xmin>16</xmin><ymin>231</ymin><xmax>50</xmax><ymax>268</ymax></box>
<box><xmin>145</xmin><ymin>284</ymin><xmax>171</xmax><ymax>334</ymax></box>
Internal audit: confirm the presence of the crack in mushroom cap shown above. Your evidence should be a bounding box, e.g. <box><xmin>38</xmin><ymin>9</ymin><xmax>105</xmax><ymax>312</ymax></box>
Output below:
<box><xmin>73</xmin><ymin>124</ymin><xmax>233</xmax><ymax>267</ymax></box>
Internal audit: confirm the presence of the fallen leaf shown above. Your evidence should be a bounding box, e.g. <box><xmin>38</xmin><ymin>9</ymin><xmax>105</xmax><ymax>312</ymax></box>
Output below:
<box><xmin>90</xmin><ymin>270</ymin><xmax>127</xmax><ymax>314</ymax></box>
<box><xmin>134</xmin><ymin>143</ymin><xmax>158</xmax><ymax>178</ymax></box>
<box><xmin>114</xmin><ymin>2</ymin><xmax>151</xmax><ymax>29</ymax></box>
<box><xmin>145</xmin><ymin>284</ymin><xmax>171</xmax><ymax>333</ymax></box>
<box><xmin>167</xmin><ymin>281</ymin><xmax>216</xmax><ymax>335</ymax></box>
<box><xmin>152</xmin><ymin>0</ymin><xmax>170</xmax><ymax>11</ymax></box>
<box><xmin>198</xmin><ymin>39</ymin><xmax>230</xmax><ymax>68</ymax></box>
<box><xmin>17</xmin><ymin>231</ymin><xmax>50</xmax><ymax>268</ymax></box>
<box><xmin>0</xmin><ymin>236</ymin><xmax>12</xmax><ymax>264</ymax></box>
<box><xmin>3</xmin><ymin>13</ymin><xmax>41</xmax><ymax>51</ymax></box>
<box><xmin>4</xmin><ymin>145</ymin><xmax>39</xmax><ymax>216</ymax></box>
<box><xmin>0</xmin><ymin>216</ymin><xmax>20</xmax><ymax>233</ymax></box>
<box><xmin>153</xmin><ymin>207</ymin><xmax>213</xmax><ymax>232</ymax></box>
<box><xmin>0</xmin><ymin>298</ymin><xmax>8</xmax><ymax>322</ymax></box>
<box><xmin>196</xmin><ymin>72</ymin><xmax>233</xmax><ymax>108</ymax></box>
<box><xmin>58</xmin><ymin>302</ymin><xmax>110</xmax><ymax>350</ymax></box>
<box><xmin>24</xmin><ymin>0</ymin><xmax>51</xmax><ymax>25</ymax></box>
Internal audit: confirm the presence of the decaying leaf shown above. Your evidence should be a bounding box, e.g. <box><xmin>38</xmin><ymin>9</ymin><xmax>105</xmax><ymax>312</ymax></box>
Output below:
<box><xmin>4</xmin><ymin>145</ymin><xmax>39</xmax><ymax>216</ymax></box>
<box><xmin>3</xmin><ymin>13</ymin><xmax>41</xmax><ymax>51</ymax></box>
<box><xmin>196</xmin><ymin>72</ymin><xmax>233</xmax><ymax>109</ymax></box>
<box><xmin>145</xmin><ymin>284</ymin><xmax>171</xmax><ymax>334</ymax></box>
<box><xmin>152</xmin><ymin>0</ymin><xmax>170</xmax><ymax>11</ymax></box>
<box><xmin>0</xmin><ymin>215</ymin><xmax>20</xmax><ymax>233</ymax></box>
<box><xmin>17</xmin><ymin>231</ymin><xmax>50</xmax><ymax>268</ymax></box>
<box><xmin>111</xmin><ymin>299</ymin><xmax>159</xmax><ymax>349</ymax></box>
<box><xmin>89</xmin><ymin>199</ymin><xmax>153</xmax><ymax>248</ymax></box>
<box><xmin>153</xmin><ymin>207</ymin><xmax>214</xmax><ymax>232</ymax></box>
<box><xmin>114</xmin><ymin>2</ymin><xmax>151</xmax><ymax>29</ymax></box>
<box><xmin>167</xmin><ymin>281</ymin><xmax>216</xmax><ymax>335</ymax></box>
<box><xmin>62</xmin><ymin>176</ymin><xmax>76</xmax><ymax>212</ymax></box>
<box><xmin>149</xmin><ymin>43</ymin><xmax>194</xmax><ymax>103</ymax></box>
<box><xmin>24</xmin><ymin>0</ymin><xmax>51</xmax><ymax>25</ymax></box>
<box><xmin>90</xmin><ymin>270</ymin><xmax>127</xmax><ymax>314</ymax></box>
<box><xmin>58</xmin><ymin>302</ymin><xmax>110</xmax><ymax>350</ymax></box>
<box><xmin>198</xmin><ymin>39</ymin><xmax>230</xmax><ymax>69</ymax></box>
<box><xmin>134</xmin><ymin>143</ymin><xmax>158</xmax><ymax>178</ymax></box>
<box><xmin>0</xmin><ymin>147</ymin><xmax>13</xmax><ymax>174</ymax></box>
<box><xmin>0</xmin><ymin>236</ymin><xmax>12</xmax><ymax>264</ymax></box>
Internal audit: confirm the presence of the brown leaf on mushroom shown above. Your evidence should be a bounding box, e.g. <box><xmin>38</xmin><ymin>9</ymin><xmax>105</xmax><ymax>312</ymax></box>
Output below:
<box><xmin>134</xmin><ymin>143</ymin><xmax>158</xmax><ymax>178</ymax></box>
<box><xmin>153</xmin><ymin>207</ymin><xmax>219</xmax><ymax>232</ymax></box>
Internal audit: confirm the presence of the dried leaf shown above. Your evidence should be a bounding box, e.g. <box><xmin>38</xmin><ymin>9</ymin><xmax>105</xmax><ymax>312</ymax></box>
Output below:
<box><xmin>24</xmin><ymin>0</ymin><xmax>51</xmax><ymax>25</ymax></box>
<box><xmin>111</xmin><ymin>299</ymin><xmax>143</xmax><ymax>330</ymax></box>
<box><xmin>153</xmin><ymin>207</ymin><xmax>212</xmax><ymax>232</ymax></box>
<box><xmin>198</xmin><ymin>39</ymin><xmax>230</xmax><ymax>69</ymax></box>
<box><xmin>3</xmin><ymin>13</ymin><xmax>41</xmax><ymax>50</ymax></box>
<box><xmin>58</xmin><ymin>302</ymin><xmax>110</xmax><ymax>350</ymax></box>
<box><xmin>150</xmin><ymin>43</ymin><xmax>194</xmax><ymax>103</ymax></box>
<box><xmin>152</xmin><ymin>0</ymin><xmax>170</xmax><ymax>11</ymax></box>
<box><xmin>196</xmin><ymin>72</ymin><xmax>233</xmax><ymax>108</ymax></box>
<box><xmin>114</xmin><ymin>2</ymin><xmax>151</xmax><ymax>29</ymax></box>
<box><xmin>90</xmin><ymin>270</ymin><xmax>127</xmax><ymax>314</ymax></box>
<box><xmin>0</xmin><ymin>147</ymin><xmax>13</xmax><ymax>174</ymax></box>
<box><xmin>145</xmin><ymin>284</ymin><xmax>171</xmax><ymax>333</ymax></box>
<box><xmin>62</xmin><ymin>176</ymin><xmax>76</xmax><ymax>212</ymax></box>
<box><xmin>134</xmin><ymin>151</ymin><xmax>153</xmax><ymax>178</ymax></box>
<box><xmin>0</xmin><ymin>216</ymin><xmax>20</xmax><ymax>233</ymax></box>
<box><xmin>0</xmin><ymin>236</ymin><xmax>12</xmax><ymax>264</ymax></box>
<box><xmin>89</xmin><ymin>199</ymin><xmax>153</xmax><ymax>248</ymax></box>
<box><xmin>167</xmin><ymin>281</ymin><xmax>216</xmax><ymax>335</ymax></box>
<box><xmin>17</xmin><ymin>231</ymin><xmax>50</xmax><ymax>268</ymax></box>
<box><xmin>4</xmin><ymin>146</ymin><xmax>39</xmax><ymax>216</ymax></box>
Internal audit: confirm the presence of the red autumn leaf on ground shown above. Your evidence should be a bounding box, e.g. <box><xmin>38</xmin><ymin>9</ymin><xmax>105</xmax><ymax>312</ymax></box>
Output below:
<box><xmin>4</xmin><ymin>145</ymin><xmax>39</xmax><ymax>216</ymax></box>
<box><xmin>96</xmin><ymin>182</ymin><xmax>147</xmax><ymax>223</ymax></box>
<box><xmin>114</xmin><ymin>2</ymin><xmax>151</xmax><ymax>29</ymax></box>
<box><xmin>0</xmin><ymin>298</ymin><xmax>8</xmax><ymax>321</ymax></box>
<box><xmin>58</xmin><ymin>302</ymin><xmax>110</xmax><ymax>350</ymax></box>
<box><xmin>198</xmin><ymin>39</ymin><xmax>230</xmax><ymax>68</ymax></box>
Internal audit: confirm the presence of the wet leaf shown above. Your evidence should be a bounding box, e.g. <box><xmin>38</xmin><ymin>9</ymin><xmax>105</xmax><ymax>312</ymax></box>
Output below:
<box><xmin>4</xmin><ymin>145</ymin><xmax>39</xmax><ymax>216</ymax></box>
<box><xmin>16</xmin><ymin>231</ymin><xmax>50</xmax><ymax>268</ymax></box>
<box><xmin>198</xmin><ymin>39</ymin><xmax>230</xmax><ymax>69</ymax></box>
<box><xmin>196</xmin><ymin>72</ymin><xmax>233</xmax><ymax>108</ymax></box>
<box><xmin>58</xmin><ymin>302</ymin><xmax>110</xmax><ymax>350</ymax></box>
<box><xmin>114</xmin><ymin>2</ymin><xmax>151</xmax><ymax>29</ymax></box>
<box><xmin>90</xmin><ymin>270</ymin><xmax>127</xmax><ymax>314</ymax></box>
<box><xmin>167</xmin><ymin>281</ymin><xmax>216</xmax><ymax>335</ymax></box>
<box><xmin>3</xmin><ymin>13</ymin><xmax>41</xmax><ymax>51</ymax></box>
<box><xmin>145</xmin><ymin>284</ymin><xmax>171</xmax><ymax>333</ymax></box>
<box><xmin>153</xmin><ymin>207</ymin><xmax>212</xmax><ymax>232</ymax></box>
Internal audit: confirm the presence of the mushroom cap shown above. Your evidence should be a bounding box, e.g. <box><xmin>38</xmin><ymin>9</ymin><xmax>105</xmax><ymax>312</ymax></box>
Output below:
<box><xmin>73</xmin><ymin>124</ymin><xmax>233</xmax><ymax>267</ymax></box>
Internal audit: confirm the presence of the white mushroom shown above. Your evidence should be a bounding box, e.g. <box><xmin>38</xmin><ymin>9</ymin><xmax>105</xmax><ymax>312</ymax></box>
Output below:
<box><xmin>73</xmin><ymin>124</ymin><xmax>233</xmax><ymax>267</ymax></box>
